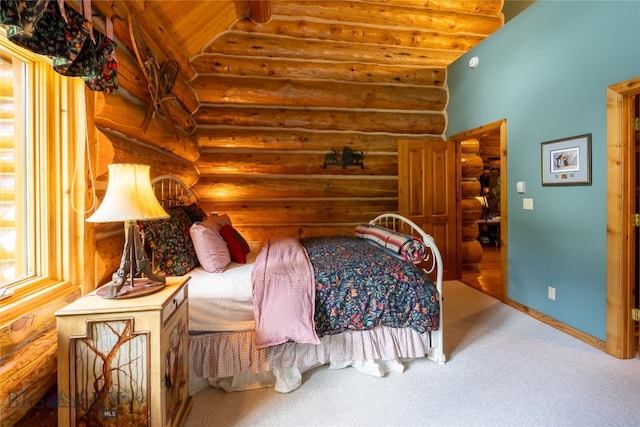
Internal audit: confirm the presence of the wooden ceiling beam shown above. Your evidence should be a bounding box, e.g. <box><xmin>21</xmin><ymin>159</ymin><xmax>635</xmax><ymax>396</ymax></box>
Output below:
<box><xmin>231</xmin><ymin>17</ymin><xmax>486</xmax><ymax>52</ymax></box>
<box><xmin>206</xmin><ymin>32</ymin><xmax>458</xmax><ymax>67</ymax></box>
<box><xmin>191</xmin><ymin>54</ymin><xmax>445</xmax><ymax>86</ymax></box>
<box><xmin>191</xmin><ymin>75</ymin><xmax>447</xmax><ymax>110</ymax></box>
<box><xmin>271</xmin><ymin>0</ymin><xmax>503</xmax><ymax>35</ymax></box>
<box><xmin>364</xmin><ymin>0</ymin><xmax>504</xmax><ymax>16</ymax></box>
<box><xmin>193</xmin><ymin>106</ymin><xmax>446</xmax><ymax>135</ymax></box>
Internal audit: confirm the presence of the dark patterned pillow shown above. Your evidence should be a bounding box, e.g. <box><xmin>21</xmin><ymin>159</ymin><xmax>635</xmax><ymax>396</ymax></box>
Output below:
<box><xmin>176</xmin><ymin>203</ymin><xmax>207</xmax><ymax>223</ymax></box>
<box><xmin>140</xmin><ymin>208</ymin><xmax>199</xmax><ymax>276</ymax></box>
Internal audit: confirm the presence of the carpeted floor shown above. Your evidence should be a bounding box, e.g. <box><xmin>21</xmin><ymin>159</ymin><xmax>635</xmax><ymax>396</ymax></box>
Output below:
<box><xmin>184</xmin><ymin>280</ymin><xmax>640</xmax><ymax>427</ymax></box>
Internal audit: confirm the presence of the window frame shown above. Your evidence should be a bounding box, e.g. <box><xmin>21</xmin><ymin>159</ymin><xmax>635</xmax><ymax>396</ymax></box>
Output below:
<box><xmin>0</xmin><ymin>30</ymin><xmax>86</xmax><ymax>308</ymax></box>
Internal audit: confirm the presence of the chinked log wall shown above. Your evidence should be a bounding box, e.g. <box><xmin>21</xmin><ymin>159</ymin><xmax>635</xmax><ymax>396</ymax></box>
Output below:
<box><xmin>87</xmin><ymin>1</ymin><xmax>452</xmax><ymax>280</ymax></box>
<box><xmin>190</xmin><ymin>18</ymin><xmax>448</xmax><ymax>247</ymax></box>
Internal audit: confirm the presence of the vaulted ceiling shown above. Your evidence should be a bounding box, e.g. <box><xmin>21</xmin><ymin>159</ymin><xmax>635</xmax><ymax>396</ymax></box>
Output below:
<box><xmin>163</xmin><ymin>0</ymin><xmax>504</xmax><ymax>67</ymax></box>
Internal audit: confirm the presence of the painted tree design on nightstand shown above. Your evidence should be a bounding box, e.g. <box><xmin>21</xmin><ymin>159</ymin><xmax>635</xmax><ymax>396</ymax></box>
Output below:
<box><xmin>165</xmin><ymin>318</ymin><xmax>186</xmax><ymax>424</ymax></box>
<box><xmin>73</xmin><ymin>319</ymin><xmax>149</xmax><ymax>426</ymax></box>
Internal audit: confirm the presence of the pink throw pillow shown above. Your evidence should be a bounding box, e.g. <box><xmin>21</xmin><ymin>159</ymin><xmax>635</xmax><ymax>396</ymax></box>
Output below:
<box><xmin>189</xmin><ymin>222</ymin><xmax>231</xmax><ymax>272</ymax></box>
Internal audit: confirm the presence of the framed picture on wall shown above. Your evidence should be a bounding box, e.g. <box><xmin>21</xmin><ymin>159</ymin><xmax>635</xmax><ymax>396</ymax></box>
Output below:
<box><xmin>541</xmin><ymin>133</ymin><xmax>592</xmax><ymax>186</ymax></box>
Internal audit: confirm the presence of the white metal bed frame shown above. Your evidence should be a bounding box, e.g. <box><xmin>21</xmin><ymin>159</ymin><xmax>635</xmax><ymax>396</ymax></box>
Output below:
<box><xmin>151</xmin><ymin>175</ymin><xmax>198</xmax><ymax>208</ymax></box>
<box><xmin>369</xmin><ymin>213</ymin><xmax>444</xmax><ymax>362</ymax></box>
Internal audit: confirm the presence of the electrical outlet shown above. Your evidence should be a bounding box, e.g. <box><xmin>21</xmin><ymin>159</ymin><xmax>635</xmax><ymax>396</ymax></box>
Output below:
<box><xmin>523</xmin><ymin>198</ymin><xmax>534</xmax><ymax>210</ymax></box>
<box><xmin>548</xmin><ymin>286</ymin><xmax>556</xmax><ymax>301</ymax></box>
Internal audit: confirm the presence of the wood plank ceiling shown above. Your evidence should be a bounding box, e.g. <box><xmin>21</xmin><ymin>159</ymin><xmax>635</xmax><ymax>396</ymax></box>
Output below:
<box><xmin>93</xmin><ymin>0</ymin><xmax>504</xmax><ymax>237</ymax></box>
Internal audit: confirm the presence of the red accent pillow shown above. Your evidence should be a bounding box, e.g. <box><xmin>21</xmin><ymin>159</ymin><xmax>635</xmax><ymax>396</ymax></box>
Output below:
<box><xmin>219</xmin><ymin>224</ymin><xmax>250</xmax><ymax>263</ymax></box>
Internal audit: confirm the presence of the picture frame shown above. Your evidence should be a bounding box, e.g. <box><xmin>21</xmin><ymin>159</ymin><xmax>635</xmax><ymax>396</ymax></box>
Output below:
<box><xmin>541</xmin><ymin>133</ymin><xmax>591</xmax><ymax>186</ymax></box>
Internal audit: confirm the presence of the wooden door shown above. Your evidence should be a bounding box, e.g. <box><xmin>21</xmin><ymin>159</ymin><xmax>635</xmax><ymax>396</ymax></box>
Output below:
<box><xmin>398</xmin><ymin>139</ymin><xmax>458</xmax><ymax>280</ymax></box>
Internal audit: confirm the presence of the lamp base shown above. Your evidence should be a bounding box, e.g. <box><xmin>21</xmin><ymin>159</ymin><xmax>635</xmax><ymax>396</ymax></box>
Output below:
<box><xmin>98</xmin><ymin>220</ymin><xmax>167</xmax><ymax>299</ymax></box>
<box><xmin>96</xmin><ymin>277</ymin><xmax>166</xmax><ymax>299</ymax></box>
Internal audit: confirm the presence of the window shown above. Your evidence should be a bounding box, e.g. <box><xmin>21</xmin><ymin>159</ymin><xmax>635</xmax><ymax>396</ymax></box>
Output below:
<box><xmin>0</xmin><ymin>30</ymin><xmax>86</xmax><ymax>303</ymax></box>
<box><xmin>0</xmin><ymin>44</ymin><xmax>28</xmax><ymax>287</ymax></box>
<box><xmin>0</xmin><ymin>29</ymin><xmax>89</xmax><ymax>425</ymax></box>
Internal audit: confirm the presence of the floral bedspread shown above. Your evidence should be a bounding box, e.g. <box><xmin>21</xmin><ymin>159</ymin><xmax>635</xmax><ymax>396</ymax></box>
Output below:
<box><xmin>301</xmin><ymin>236</ymin><xmax>440</xmax><ymax>338</ymax></box>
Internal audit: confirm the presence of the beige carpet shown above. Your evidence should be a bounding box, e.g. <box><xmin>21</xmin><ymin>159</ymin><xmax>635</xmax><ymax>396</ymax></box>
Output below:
<box><xmin>184</xmin><ymin>280</ymin><xmax>640</xmax><ymax>426</ymax></box>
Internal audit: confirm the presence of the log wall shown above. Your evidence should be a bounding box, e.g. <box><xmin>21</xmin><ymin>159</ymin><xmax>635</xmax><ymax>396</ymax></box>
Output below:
<box><xmin>191</xmin><ymin>15</ymin><xmax>448</xmax><ymax>246</ymax></box>
<box><xmin>81</xmin><ymin>0</ymin><xmax>504</xmax><ymax>266</ymax></box>
<box><xmin>83</xmin><ymin>0</ymin><xmax>449</xmax><ymax>285</ymax></box>
<box><xmin>73</xmin><ymin>0</ymin><xmax>503</xmax><ymax>265</ymax></box>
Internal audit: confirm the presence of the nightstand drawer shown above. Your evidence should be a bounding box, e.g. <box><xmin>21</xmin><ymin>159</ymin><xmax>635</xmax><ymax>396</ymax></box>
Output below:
<box><xmin>163</xmin><ymin>282</ymin><xmax>187</xmax><ymax>323</ymax></box>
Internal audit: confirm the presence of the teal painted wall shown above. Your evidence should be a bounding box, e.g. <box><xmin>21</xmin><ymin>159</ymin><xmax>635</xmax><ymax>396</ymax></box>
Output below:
<box><xmin>446</xmin><ymin>0</ymin><xmax>640</xmax><ymax>340</ymax></box>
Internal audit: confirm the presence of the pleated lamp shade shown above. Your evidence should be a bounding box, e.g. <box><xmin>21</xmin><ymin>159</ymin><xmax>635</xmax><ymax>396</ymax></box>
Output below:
<box><xmin>87</xmin><ymin>164</ymin><xmax>169</xmax><ymax>223</ymax></box>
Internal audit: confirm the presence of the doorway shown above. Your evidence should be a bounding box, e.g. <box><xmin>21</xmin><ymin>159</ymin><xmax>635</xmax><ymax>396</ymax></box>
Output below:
<box><xmin>450</xmin><ymin>119</ymin><xmax>507</xmax><ymax>302</ymax></box>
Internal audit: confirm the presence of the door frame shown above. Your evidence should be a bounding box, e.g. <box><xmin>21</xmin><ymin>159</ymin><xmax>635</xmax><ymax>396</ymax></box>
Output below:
<box><xmin>606</xmin><ymin>76</ymin><xmax>640</xmax><ymax>359</ymax></box>
<box><xmin>449</xmin><ymin>119</ymin><xmax>508</xmax><ymax>301</ymax></box>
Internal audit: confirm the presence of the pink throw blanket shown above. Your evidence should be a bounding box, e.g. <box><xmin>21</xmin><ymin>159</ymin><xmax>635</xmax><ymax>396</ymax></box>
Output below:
<box><xmin>251</xmin><ymin>237</ymin><xmax>321</xmax><ymax>349</ymax></box>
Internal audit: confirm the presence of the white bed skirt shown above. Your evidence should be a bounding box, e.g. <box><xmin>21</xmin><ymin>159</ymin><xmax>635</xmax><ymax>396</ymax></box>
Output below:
<box><xmin>189</xmin><ymin>326</ymin><xmax>439</xmax><ymax>393</ymax></box>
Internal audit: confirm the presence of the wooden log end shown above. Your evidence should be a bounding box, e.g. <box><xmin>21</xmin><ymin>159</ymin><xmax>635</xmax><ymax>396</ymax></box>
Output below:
<box><xmin>461</xmin><ymin>155</ymin><xmax>483</xmax><ymax>178</ymax></box>
<box><xmin>462</xmin><ymin>240</ymin><xmax>483</xmax><ymax>264</ymax></box>
<box><xmin>460</xmin><ymin>138</ymin><xmax>480</xmax><ymax>154</ymax></box>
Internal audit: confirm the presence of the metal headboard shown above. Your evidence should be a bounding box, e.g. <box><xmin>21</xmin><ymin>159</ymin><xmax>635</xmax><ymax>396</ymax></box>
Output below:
<box><xmin>369</xmin><ymin>213</ymin><xmax>442</xmax><ymax>287</ymax></box>
<box><xmin>151</xmin><ymin>175</ymin><xmax>198</xmax><ymax>208</ymax></box>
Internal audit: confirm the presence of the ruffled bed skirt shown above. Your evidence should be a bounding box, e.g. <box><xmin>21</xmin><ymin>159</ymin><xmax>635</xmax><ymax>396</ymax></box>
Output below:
<box><xmin>189</xmin><ymin>326</ymin><xmax>439</xmax><ymax>393</ymax></box>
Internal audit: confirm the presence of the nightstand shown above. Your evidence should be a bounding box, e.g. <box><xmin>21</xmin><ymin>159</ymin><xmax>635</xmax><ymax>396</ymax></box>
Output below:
<box><xmin>56</xmin><ymin>276</ymin><xmax>191</xmax><ymax>426</ymax></box>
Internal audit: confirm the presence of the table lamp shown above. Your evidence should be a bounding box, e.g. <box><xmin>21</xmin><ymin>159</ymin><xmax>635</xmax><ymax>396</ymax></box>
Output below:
<box><xmin>87</xmin><ymin>164</ymin><xmax>169</xmax><ymax>298</ymax></box>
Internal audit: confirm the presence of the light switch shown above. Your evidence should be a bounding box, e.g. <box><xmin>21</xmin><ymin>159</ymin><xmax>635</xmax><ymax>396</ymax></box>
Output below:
<box><xmin>516</xmin><ymin>181</ymin><xmax>526</xmax><ymax>193</ymax></box>
<box><xmin>523</xmin><ymin>198</ymin><xmax>533</xmax><ymax>210</ymax></box>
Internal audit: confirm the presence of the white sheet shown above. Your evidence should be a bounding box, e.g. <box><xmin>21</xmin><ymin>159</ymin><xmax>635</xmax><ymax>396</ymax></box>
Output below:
<box><xmin>187</xmin><ymin>252</ymin><xmax>257</xmax><ymax>332</ymax></box>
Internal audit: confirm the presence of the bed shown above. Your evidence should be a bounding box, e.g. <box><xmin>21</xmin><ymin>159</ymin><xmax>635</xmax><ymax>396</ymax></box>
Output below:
<box><xmin>145</xmin><ymin>176</ymin><xmax>445</xmax><ymax>394</ymax></box>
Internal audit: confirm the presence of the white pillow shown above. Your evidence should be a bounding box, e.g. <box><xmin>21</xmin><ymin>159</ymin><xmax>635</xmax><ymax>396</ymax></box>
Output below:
<box><xmin>189</xmin><ymin>222</ymin><xmax>231</xmax><ymax>273</ymax></box>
